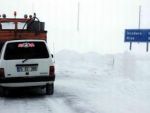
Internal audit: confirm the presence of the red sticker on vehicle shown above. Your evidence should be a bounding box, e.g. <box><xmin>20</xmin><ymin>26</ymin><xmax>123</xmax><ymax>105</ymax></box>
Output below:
<box><xmin>18</xmin><ymin>43</ymin><xmax>35</xmax><ymax>48</ymax></box>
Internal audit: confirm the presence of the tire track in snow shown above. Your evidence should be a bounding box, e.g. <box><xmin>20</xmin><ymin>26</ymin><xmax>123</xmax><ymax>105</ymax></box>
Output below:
<box><xmin>0</xmin><ymin>97</ymin><xmax>52</xmax><ymax>113</ymax></box>
<box><xmin>0</xmin><ymin>89</ymin><xmax>52</xmax><ymax>113</ymax></box>
<box><xmin>46</xmin><ymin>89</ymin><xmax>99</xmax><ymax>113</ymax></box>
<box><xmin>45</xmin><ymin>91</ymin><xmax>76</xmax><ymax>113</ymax></box>
<box><xmin>46</xmin><ymin>97</ymin><xmax>76</xmax><ymax>113</ymax></box>
<box><xmin>55</xmin><ymin>70</ymin><xmax>101</xmax><ymax>113</ymax></box>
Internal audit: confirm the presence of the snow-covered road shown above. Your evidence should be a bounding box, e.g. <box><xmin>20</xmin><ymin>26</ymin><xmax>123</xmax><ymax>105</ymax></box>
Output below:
<box><xmin>0</xmin><ymin>50</ymin><xmax>150</xmax><ymax>113</ymax></box>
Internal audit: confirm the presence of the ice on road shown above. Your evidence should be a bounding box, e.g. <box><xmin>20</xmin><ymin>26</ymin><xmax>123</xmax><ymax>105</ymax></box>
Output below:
<box><xmin>0</xmin><ymin>50</ymin><xmax>150</xmax><ymax>113</ymax></box>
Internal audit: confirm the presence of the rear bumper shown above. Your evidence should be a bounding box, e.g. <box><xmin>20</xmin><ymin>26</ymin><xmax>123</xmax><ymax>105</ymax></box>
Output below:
<box><xmin>0</xmin><ymin>76</ymin><xmax>55</xmax><ymax>83</ymax></box>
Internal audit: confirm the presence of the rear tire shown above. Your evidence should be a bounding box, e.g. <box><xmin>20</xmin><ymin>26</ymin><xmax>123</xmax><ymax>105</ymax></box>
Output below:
<box><xmin>46</xmin><ymin>83</ymin><xmax>54</xmax><ymax>95</ymax></box>
<box><xmin>0</xmin><ymin>87</ymin><xmax>8</xmax><ymax>97</ymax></box>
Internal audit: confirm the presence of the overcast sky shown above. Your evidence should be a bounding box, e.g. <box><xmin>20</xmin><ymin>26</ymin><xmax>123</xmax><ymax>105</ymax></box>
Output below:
<box><xmin>0</xmin><ymin>0</ymin><xmax>150</xmax><ymax>54</ymax></box>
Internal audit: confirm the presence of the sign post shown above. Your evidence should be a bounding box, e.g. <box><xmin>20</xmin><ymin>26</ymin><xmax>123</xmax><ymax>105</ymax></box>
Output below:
<box><xmin>147</xmin><ymin>42</ymin><xmax>149</xmax><ymax>52</ymax></box>
<box><xmin>129</xmin><ymin>42</ymin><xmax>132</xmax><ymax>50</ymax></box>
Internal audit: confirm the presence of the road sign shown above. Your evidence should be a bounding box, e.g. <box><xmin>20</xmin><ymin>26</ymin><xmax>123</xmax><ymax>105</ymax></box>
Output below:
<box><xmin>124</xmin><ymin>29</ymin><xmax>150</xmax><ymax>52</ymax></box>
<box><xmin>125</xmin><ymin>29</ymin><xmax>149</xmax><ymax>42</ymax></box>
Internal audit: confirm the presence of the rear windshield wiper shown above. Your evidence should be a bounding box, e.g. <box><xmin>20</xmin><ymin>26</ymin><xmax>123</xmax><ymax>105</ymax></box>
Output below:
<box><xmin>22</xmin><ymin>58</ymin><xmax>29</xmax><ymax>63</ymax></box>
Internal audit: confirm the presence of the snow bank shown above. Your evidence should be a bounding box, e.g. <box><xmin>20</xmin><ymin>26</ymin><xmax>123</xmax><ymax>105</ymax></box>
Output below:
<box><xmin>55</xmin><ymin>50</ymin><xmax>150</xmax><ymax>113</ymax></box>
<box><xmin>56</xmin><ymin>50</ymin><xmax>150</xmax><ymax>80</ymax></box>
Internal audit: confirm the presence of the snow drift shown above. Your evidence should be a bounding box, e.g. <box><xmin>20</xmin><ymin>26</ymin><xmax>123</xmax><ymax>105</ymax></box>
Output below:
<box><xmin>55</xmin><ymin>50</ymin><xmax>150</xmax><ymax>113</ymax></box>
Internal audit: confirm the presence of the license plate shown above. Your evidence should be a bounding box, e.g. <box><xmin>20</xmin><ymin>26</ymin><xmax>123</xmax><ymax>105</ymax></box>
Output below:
<box><xmin>17</xmin><ymin>66</ymin><xmax>37</xmax><ymax>72</ymax></box>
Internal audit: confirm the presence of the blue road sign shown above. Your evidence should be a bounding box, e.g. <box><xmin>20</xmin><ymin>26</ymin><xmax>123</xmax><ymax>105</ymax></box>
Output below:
<box><xmin>125</xmin><ymin>29</ymin><xmax>149</xmax><ymax>42</ymax></box>
<box><xmin>125</xmin><ymin>29</ymin><xmax>150</xmax><ymax>52</ymax></box>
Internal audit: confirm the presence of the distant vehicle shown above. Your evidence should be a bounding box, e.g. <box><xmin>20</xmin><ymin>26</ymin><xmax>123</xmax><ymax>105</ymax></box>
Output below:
<box><xmin>0</xmin><ymin>12</ymin><xmax>55</xmax><ymax>96</ymax></box>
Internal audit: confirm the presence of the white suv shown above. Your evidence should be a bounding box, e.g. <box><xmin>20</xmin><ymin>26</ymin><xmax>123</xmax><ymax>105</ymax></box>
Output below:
<box><xmin>0</xmin><ymin>40</ymin><xmax>55</xmax><ymax>95</ymax></box>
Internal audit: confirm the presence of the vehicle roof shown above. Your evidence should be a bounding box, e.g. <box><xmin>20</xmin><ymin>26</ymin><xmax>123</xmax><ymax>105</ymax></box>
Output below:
<box><xmin>5</xmin><ymin>39</ymin><xmax>46</xmax><ymax>43</ymax></box>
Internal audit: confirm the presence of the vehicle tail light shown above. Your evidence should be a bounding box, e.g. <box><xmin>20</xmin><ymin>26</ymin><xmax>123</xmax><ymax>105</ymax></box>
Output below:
<box><xmin>0</xmin><ymin>68</ymin><xmax>5</xmax><ymax>78</ymax></box>
<box><xmin>49</xmin><ymin>66</ymin><xmax>55</xmax><ymax>76</ymax></box>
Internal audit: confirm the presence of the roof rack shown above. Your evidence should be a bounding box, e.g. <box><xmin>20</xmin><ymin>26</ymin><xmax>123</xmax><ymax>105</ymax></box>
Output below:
<box><xmin>0</xmin><ymin>12</ymin><xmax>47</xmax><ymax>41</ymax></box>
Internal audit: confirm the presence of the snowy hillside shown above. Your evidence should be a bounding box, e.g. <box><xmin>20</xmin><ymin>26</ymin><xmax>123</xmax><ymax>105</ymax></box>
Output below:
<box><xmin>0</xmin><ymin>50</ymin><xmax>150</xmax><ymax>113</ymax></box>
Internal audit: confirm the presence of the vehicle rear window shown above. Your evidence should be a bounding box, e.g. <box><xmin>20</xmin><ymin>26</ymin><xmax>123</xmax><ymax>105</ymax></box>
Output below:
<box><xmin>4</xmin><ymin>42</ymin><xmax>49</xmax><ymax>60</ymax></box>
